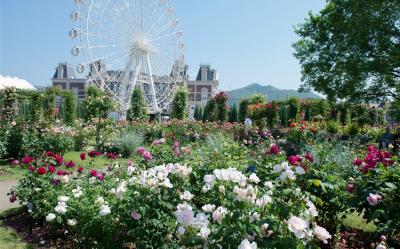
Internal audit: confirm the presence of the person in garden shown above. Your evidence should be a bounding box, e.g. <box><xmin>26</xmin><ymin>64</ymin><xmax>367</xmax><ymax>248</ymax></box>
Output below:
<box><xmin>379</xmin><ymin>126</ymin><xmax>393</xmax><ymax>149</ymax></box>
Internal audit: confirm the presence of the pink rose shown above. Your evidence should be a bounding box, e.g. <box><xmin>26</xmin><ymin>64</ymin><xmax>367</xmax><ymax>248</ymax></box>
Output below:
<box><xmin>367</xmin><ymin>193</ymin><xmax>382</xmax><ymax>205</ymax></box>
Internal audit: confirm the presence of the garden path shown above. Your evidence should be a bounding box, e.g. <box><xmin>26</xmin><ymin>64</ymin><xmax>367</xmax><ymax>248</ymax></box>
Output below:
<box><xmin>0</xmin><ymin>180</ymin><xmax>19</xmax><ymax>212</ymax></box>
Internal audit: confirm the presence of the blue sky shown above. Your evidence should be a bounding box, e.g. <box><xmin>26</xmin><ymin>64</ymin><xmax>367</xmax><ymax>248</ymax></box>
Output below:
<box><xmin>1</xmin><ymin>0</ymin><xmax>325</xmax><ymax>90</ymax></box>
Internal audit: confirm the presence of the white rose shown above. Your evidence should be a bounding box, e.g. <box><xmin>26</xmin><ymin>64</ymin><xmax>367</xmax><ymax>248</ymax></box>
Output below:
<box><xmin>273</xmin><ymin>164</ymin><xmax>282</xmax><ymax>173</ymax></box>
<box><xmin>60</xmin><ymin>175</ymin><xmax>70</xmax><ymax>184</ymax></box>
<box><xmin>202</xmin><ymin>204</ymin><xmax>216</xmax><ymax>213</ymax></box>
<box><xmin>54</xmin><ymin>202</ymin><xmax>68</xmax><ymax>214</ymax></box>
<box><xmin>99</xmin><ymin>205</ymin><xmax>111</xmax><ymax>216</ymax></box>
<box><xmin>376</xmin><ymin>243</ymin><xmax>386</xmax><ymax>249</ymax></box>
<box><xmin>248</xmin><ymin>173</ymin><xmax>260</xmax><ymax>183</ymax></box>
<box><xmin>287</xmin><ymin>216</ymin><xmax>309</xmax><ymax>239</ymax></box>
<box><xmin>177</xmin><ymin>226</ymin><xmax>186</xmax><ymax>235</ymax></box>
<box><xmin>238</xmin><ymin>239</ymin><xmax>257</xmax><ymax>249</ymax></box>
<box><xmin>313</xmin><ymin>225</ymin><xmax>331</xmax><ymax>244</ymax></box>
<box><xmin>67</xmin><ymin>219</ymin><xmax>77</xmax><ymax>226</ymax></box>
<box><xmin>199</xmin><ymin>226</ymin><xmax>210</xmax><ymax>239</ymax></box>
<box><xmin>179</xmin><ymin>191</ymin><xmax>194</xmax><ymax>201</ymax></box>
<box><xmin>45</xmin><ymin>213</ymin><xmax>56</xmax><ymax>222</ymax></box>
<box><xmin>219</xmin><ymin>185</ymin><xmax>226</xmax><ymax>194</ymax></box>
<box><xmin>295</xmin><ymin>166</ymin><xmax>305</xmax><ymax>175</ymax></box>
<box><xmin>57</xmin><ymin>196</ymin><xmax>70</xmax><ymax>202</ymax></box>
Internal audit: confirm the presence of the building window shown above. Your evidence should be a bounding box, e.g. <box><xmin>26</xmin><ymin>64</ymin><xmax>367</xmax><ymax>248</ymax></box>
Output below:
<box><xmin>72</xmin><ymin>87</ymin><xmax>79</xmax><ymax>99</ymax></box>
<box><xmin>201</xmin><ymin>87</ymin><xmax>208</xmax><ymax>100</ymax></box>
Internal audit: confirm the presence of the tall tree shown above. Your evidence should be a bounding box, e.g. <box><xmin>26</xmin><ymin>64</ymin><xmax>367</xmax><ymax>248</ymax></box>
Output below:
<box><xmin>294</xmin><ymin>0</ymin><xmax>400</xmax><ymax>102</ymax></box>
<box><xmin>64</xmin><ymin>91</ymin><xmax>77</xmax><ymax>126</ymax></box>
<box><xmin>193</xmin><ymin>105</ymin><xmax>199</xmax><ymax>120</ymax></box>
<box><xmin>171</xmin><ymin>87</ymin><xmax>188</xmax><ymax>120</ymax></box>
<box><xmin>238</xmin><ymin>99</ymin><xmax>249</xmax><ymax>123</ymax></box>
<box><xmin>229</xmin><ymin>103</ymin><xmax>238</xmax><ymax>123</ymax></box>
<box><xmin>202</xmin><ymin>98</ymin><xmax>216</xmax><ymax>122</ymax></box>
<box><xmin>215</xmin><ymin>92</ymin><xmax>229</xmax><ymax>122</ymax></box>
<box><xmin>127</xmin><ymin>86</ymin><xmax>148</xmax><ymax>121</ymax></box>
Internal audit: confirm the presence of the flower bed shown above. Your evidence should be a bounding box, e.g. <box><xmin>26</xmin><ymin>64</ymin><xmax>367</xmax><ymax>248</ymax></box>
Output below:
<box><xmin>8</xmin><ymin>124</ymin><xmax>400</xmax><ymax>248</ymax></box>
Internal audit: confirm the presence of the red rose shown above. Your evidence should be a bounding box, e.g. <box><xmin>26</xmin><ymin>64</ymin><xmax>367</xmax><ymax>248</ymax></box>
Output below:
<box><xmin>55</xmin><ymin>154</ymin><xmax>64</xmax><ymax>165</ymax></box>
<box><xmin>37</xmin><ymin>166</ymin><xmax>47</xmax><ymax>175</ymax></box>
<box><xmin>352</xmin><ymin>158</ymin><xmax>362</xmax><ymax>166</ymax></box>
<box><xmin>106</xmin><ymin>152</ymin><xmax>117</xmax><ymax>160</ymax></box>
<box><xmin>57</xmin><ymin>170</ymin><xmax>66</xmax><ymax>176</ymax></box>
<box><xmin>80</xmin><ymin>152</ymin><xmax>86</xmax><ymax>160</ymax></box>
<box><xmin>65</xmin><ymin>160</ymin><xmax>75</xmax><ymax>168</ymax></box>
<box><xmin>89</xmin><ymin>169</ymin><xmax>98</xmax><ymax>177</ymax></box>
<box><xmin>288</xmin><ymin>155</ymin><xmax>301</xmax><ymax>166</ymax></box>
<box><xmin>268</xmin><ymin>144</ymin><xmax>279</xmax><ymax>155</ymax></box>
<box><xmin>48</xmin><ymin>166</ymin><xmax>55</xmax><ymax>173</ymax></box>
<box><xmin>77</xmin><ymin>167</ymin><xmax>84</xmax><ymax>174</ymax></box>
<box><xmin>22</xmin><ymin>156</ymin><xmax>34</xmax><ymax>165</ymax></box>
<box><xmin>88</xmin><ymin>150</ymin><xmax>101</xmax><ymax>158</ymax></box>
<box><xmin>46</xmin><ymin>151</ymin><xmax>55</xmax><ymax>157</ymax></box>
<box><xmin>305</xmin><ymin>152</ymin><xmax>314</xmax><ymax>163</ymax></box>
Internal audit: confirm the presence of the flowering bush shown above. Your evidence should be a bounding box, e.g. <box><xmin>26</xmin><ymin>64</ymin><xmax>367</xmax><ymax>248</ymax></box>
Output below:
<box><xmin>5</xmin><ymin>120</ymin><xmax>400</xmax><ymax>248</ymax></box>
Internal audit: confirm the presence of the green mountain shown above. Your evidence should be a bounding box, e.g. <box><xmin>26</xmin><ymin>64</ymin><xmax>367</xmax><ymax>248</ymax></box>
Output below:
<box><xmin>227</xmin><ymin>83</ymin><xmax>322</xmax><ymax>105</ymax></box>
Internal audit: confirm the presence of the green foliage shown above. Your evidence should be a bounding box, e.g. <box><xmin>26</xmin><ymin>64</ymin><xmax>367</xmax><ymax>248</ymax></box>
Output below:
<box><xmin>202</xmin><ymin>98</ymin><xmax>216</xmax><ymax>122</ymax></box>
<box><xmin>171</xmin><ymin>87</ymin><xmax>188</xmax><ymax>120</ymax></box>
<box><xmin>351</xmin><ymin>105</ymin><xmax>370</xmax><ymax>127</ymax></box>
<box><xmin>287</xmin><ymin>97</ymin><xmax>300</xmax><ymax>122</ymax></box>
<box><xmin>325</xmin><ymin>121</ymin><xmax>340</xmax><ymax>135</ymax></box>
<box><xmin>214</xmin><ymin>92</ymin><xmax>229</xmax><ymax>122</ymax></box>
<box><xmin>43</xmin><ymin>88</ymin><xmax>56</xmax><ymax>122</ymax></box>
<box><xmin>228</xmin><ymin>104</ymin><xmax>238</xmax><ymax>123</ymax></box>
<box><xmin>127</xmin><ymin>86</ymin><xmax>148</xmax><ymax>121</ymax></box>
<box><xmin>238</xmin><ymin>99</ymin><xmax>249</xmax><ymax>123</ymax></box>
<box><xmin>280</xmin><ymin>105</ymin><xmax>288</xmax><ymax>127</ymax></box>
<box><xmin>388</xmin><ymin>100</ymin><xmax>400</xmax><ymax>121</ymax></box>
<box><xmin>248</xmin><ymin>93</ymin><xmax>266</xmax><ymax>105</ymax></box>
<box><xmin>83</xmin><ymin>86</ymin><xmax>116</xmax><ymax>121</ymax></box>
<box><xmin>294</xmin><ymin>0</ymin><xmax>400</xmax><ymax>102</ymax></box>
<box><xmin>110</xmin><ymin>130</ymin><xmax>143</xmax><ymax>158</ymax></box>
<box><xmin>63</xmin><ymin>92</ymin><xmax>76</xmax><ymax>126</ymax></box>
<box><xmin>193</xmin><ymin>105</ymin><xmax>203</xmax><ymax>121</ymax></box>
<box><xmin>265</xmin><ymin>102</ymin><xmax>279</xmax><ymax>128</ymax></box>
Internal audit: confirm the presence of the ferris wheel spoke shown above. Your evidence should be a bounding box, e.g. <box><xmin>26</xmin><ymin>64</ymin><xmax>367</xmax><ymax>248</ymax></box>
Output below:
<box><xmin>150</xmin><ymin>31</ymin><xmax>179</xmax><ymax>43</ymax></box>
<box><xmin>144</xmin><ymin>7</ymin><xmax>171</xmax><ymax>37</ymax></box>
<box><xmin>88</xmin><ymin>43</ymin><xmax>129</xmax><ymax>49</ymax></box>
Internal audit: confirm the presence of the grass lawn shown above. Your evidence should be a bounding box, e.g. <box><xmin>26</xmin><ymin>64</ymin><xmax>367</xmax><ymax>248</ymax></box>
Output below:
<box><xmin>0</xmin><ymin>223</ymin><xmax>32</xmax><ymax>249</ymax></box>
<box><xmin>0</xmin><ymin>152</ymin><xmax>133</xmax><ymax>181</ymax></box>
<box><xmin>342</xmin><ymin>211</ymin><xmax>377</xmax><ymax>233</ymax></box>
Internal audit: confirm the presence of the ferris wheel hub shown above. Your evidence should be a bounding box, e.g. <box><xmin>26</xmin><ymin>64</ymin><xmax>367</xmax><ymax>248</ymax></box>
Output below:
<box><xmin>130</xmin><ymin>33</ymin><xmax>156</xmax><ymax>55</ymax></box>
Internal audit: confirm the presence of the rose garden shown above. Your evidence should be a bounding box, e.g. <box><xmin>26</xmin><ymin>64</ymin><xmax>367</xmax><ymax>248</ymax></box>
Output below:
<box><xmin>0</xmin><ymin>82</ymin><xmax>399</xmax><ymax>249</ymax></box>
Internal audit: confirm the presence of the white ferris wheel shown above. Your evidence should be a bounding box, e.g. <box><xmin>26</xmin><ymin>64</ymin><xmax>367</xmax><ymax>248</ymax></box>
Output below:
<box><xmin>70</xmin><ymin>0</ymin><xmax>185</xmax><ymax>118</ymax></box>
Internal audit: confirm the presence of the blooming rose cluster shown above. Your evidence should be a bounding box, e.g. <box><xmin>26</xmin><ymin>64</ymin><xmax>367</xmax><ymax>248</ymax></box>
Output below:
<box><xmin>136</xmin><ymin>147</ymin><xmax>152</xmax><ymax>161</ymax></box>
<box><xmin>353</xmin><ymin>145</ymin><xmax>393</xmax><ymax>174</ymax></box>
<box><xmin>133</xmin><ymin>163</ymin><xmax>192</xmax><ymax>189</ymax></box>
<box><xmin>273</xmin><ymin>161</ymin><xmax>305</xmax><ymax>181</ymax></box>
<box><xmin>287</xmin><ymin>215</ymin><xmax>331</xmax><ymax>244</ymax></box>
<box><xmin>174</xmin><ymin>204</ymin><xmax>211</xmax><ymax>239</ymax></box>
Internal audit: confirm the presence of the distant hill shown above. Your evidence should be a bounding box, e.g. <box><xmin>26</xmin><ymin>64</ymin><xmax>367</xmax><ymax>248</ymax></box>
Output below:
<box><xmin>227</xmin><ymin>83</ymin><xmax>322</xmax><ymax>106</ymax></box>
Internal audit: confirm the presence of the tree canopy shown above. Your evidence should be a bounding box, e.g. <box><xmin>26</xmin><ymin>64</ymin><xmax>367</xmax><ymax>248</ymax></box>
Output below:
<box><xmin>294</xmin><ymin>0</ymin><xmax>400</xmax><ymax>102</ymax></box>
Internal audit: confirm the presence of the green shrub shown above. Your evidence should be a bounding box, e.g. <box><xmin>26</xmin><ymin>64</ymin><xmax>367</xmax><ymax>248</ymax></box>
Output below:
<box><xmin>112</xmin><ymin>131</ymin><xmax>143</xmax><ymax>158</ymax></box>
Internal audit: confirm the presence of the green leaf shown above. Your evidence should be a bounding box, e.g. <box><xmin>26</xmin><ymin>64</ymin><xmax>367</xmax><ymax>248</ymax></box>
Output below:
<box><xmin>312</xmin><ymin>179</ymin><xmax>321</xmax><ymax>187</ymax></box>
